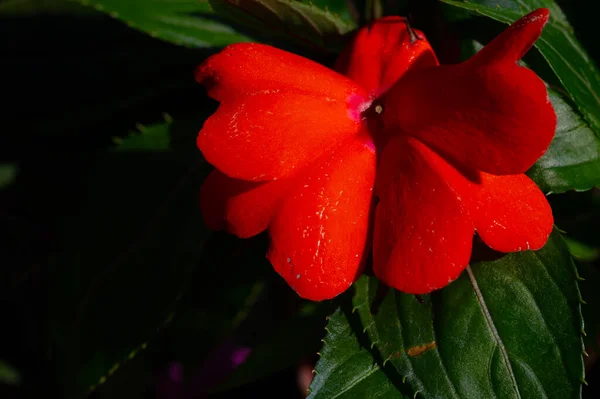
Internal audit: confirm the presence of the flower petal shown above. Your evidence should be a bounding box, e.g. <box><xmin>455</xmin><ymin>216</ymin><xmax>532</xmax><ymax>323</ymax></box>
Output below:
<box><xmin>199</xmin><ymin>170</ymin><xmax>291</xmax><ymax>238</ymax></box>
<box><xmin>373</xmin><ymin>137</ymin><xmax>474</xmax><ymax>294</ymax></box>
<box><xmin>472</xmin><ymin>173</ymin><xmax>553</xmax><ymax>252</ymax></box>
<box><xmin>268</xmin><ymin>137</ymin><xmax>376</xmax><ymax>300</ymax></box>
<box><xmin>196</xmin><ymin>43</ymin><xmax>362</xmax><ymax>102</ymax></box>
<box><xmin>335</xmin><ymin>16</ymin><xmax>437</xmax><ymax>97</ymax></box>
<box><xmin>471</xmin><ymin>8</ymin><xmax>550</xmax><ymax>66</ymax></box>
<box><xmin>198</xmin><ymin>93</ymin><xmax>362</xmax><ymax>181</ymax></box>
<box><xmin>381</xmin><ymin>9</ymin><xmax>555</xmax><ymax>175</ymax></box>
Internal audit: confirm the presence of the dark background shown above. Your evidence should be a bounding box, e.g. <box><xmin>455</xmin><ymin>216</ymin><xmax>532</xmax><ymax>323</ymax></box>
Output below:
<box><xmin>0</xmin><ymin>0</ymin><xmax>598</xmax><ymax>398</ymax></box>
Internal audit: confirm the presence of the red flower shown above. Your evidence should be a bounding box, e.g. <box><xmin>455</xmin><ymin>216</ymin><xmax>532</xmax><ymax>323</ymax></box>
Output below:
<box><xmin>196</xmin><ymin>9</ymin><xmax>555</xmax><ymax>300</ymax></box>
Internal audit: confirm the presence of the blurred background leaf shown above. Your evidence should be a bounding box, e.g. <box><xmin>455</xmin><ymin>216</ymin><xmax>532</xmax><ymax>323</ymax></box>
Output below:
<box><xmin>47</xmin><ymin>140</ymin><xmax>213</xmax><ymax>396</ymax></box>
<box><xmin>0</xmin><ymin>164</ymin><xmax>18</xmax><ymax>190</ymax></box>
<box><xmin>565</xmin><ymin>237</ymin><xmax>600</xmax><ymax>262</ymax></box>
<box><xmin>0</xmin><ymin>360</ymin><xmax>21</xmax><ymax>385</ymax></box>
<box><xmin>113</xmin><ymin>114</ymin><xmax>173</xmax><ymax>152</ymax></box>
<box><xmin>74</xmin><ymin>0</ymin><xmax>250</xmax><ymax>48</ymax></box>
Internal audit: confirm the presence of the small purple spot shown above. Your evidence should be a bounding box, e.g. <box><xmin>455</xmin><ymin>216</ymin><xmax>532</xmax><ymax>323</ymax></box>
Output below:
<box><xmin>231</xmin><ymin>347</ymin><xmax>252</xmax><ymax>368</ymax></box>
<box><xmin>167</xmin><ymin>361</ymin><xmax>184</xmax><ymax>383</ymax></box>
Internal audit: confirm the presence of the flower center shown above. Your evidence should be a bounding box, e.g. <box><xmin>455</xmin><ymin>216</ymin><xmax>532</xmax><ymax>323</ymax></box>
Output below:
<box><xmin>346</xmin><ymin>95</ymin><xmax>388</xmax><ymax>148</ymax></box>
<box><xmin>360</xmin><ymin>101</ymin><xmax>389</xmax><ymax>150</ymax></box>
<box><xmin>362</xmin><ymin>101</ymin><xmax>384</xmax><ymax>120</ymax></box>
<box><xmin>346</xmin><ymin>93</ymin><xmax>372</xmax><ymax>122</ymax></box>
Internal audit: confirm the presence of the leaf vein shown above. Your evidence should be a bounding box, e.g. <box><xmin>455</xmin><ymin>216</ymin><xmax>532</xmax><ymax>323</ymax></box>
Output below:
<box><xmin>326</xmin><ymin>358</ymin><xmax>380</xmax><ymax>399</ymax></box>
<box><xmin>466</xmin><ymin>266</ymin><xmax>522</xmax><ymax>399</ymax></box>
<box><xmin>539</xmin><ymin>36</ymin><xmax>600</xmax><ymax>106</ymax></box>
<box><xmin>429</xmin><ymin>306</ymin><xmax>461</xmax><ymax>399</ymax></box>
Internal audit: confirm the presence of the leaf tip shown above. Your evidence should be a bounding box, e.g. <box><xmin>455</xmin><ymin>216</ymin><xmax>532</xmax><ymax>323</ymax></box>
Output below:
<box><xmin>555</xmin><ymin>226</ymin><xmax>567</xmax><ymax>234</ymax></box>
<box><xmin>163</xmin><ymin>112</ymin><xmax>173</xmax><ymax>124</ymax></box>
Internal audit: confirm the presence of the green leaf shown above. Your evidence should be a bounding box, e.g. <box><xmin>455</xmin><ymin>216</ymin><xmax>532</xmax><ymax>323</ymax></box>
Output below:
<box><xmin>0</xmin><ymin>164</ymin><xmax>17</xmax><ymax>190</ymax></box>
<box><xmin>447</xmin><ymin>0</ymin><xmax>569</xmax><ymax>23</ymax></box>
<box><xmin>527</xmin><ymin>90</ymin><xmax>600</xmax><ymax>193</ymax></box>
<box><xmin>441</xmin><ymin>0</ymin><xmax>600</xmax><ymax>137</ymax></box>
<box><xmin>305</xmin><ymin>0</ymin><xmax>356</xmax><ymax>23</ymax></box>
<box><xmin>209</xmin><ymin>0</ymin><xmax>356</xmax><ymax>53</ymax></box>
<box><xmin>0</xmin><ymin>359</ymin><xmax>21</xmax><ymax>385</ymax></box>
<box><xmin>308</xmin><ymin>308</ymin><xmax>405</xmax><ymax>399</ymax></box>
<box><xmin>74</xmin><ymin>0</ymin><xmax>250</xmax><ymax>48</ymax></box>
<box><xmin>563</xmin><ymin>236</ymin><xmax>600</xmax><ymax>262</ymax></box>
<box><xmin>113</xmin><ymin>114</ymin><xmax>172</xmax><ymax>152</ymax></box>
<box><xmin>350</xmin><ymin>231</ymin><xmax>584</xmax><ymax>398</ymax></box>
